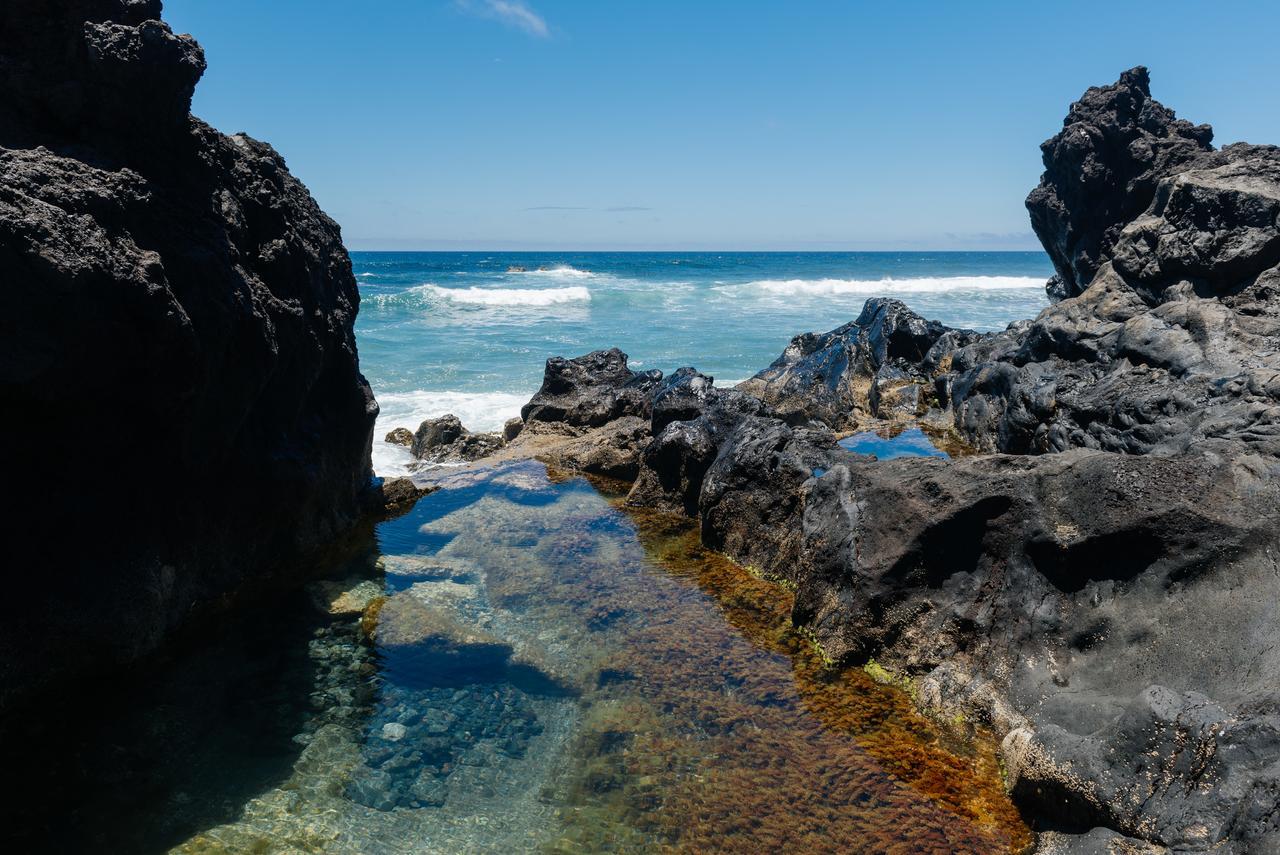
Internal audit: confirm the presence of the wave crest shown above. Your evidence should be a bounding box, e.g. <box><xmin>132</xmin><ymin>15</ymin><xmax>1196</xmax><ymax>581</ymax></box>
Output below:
<box><xmin>515</xmin><ymin>265</ymin><xmax>596</xmax><ymax>281</ymax></box>
<box><xmin>427</xmin><ymin>285</ymin><xmax>591</xmax><ymax>306</ymax></box>
<box><xmin>739</xmin><ymin>276</ymin><xmax>1045</xmax><ymax>296</ymax></box>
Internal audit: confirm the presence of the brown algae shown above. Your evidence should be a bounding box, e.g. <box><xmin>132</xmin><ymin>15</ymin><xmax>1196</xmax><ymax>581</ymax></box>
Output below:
<box><xmin>56</xmin><ymin>459</ymin><xmax>1031</xmax><ymax>854</ymax></box>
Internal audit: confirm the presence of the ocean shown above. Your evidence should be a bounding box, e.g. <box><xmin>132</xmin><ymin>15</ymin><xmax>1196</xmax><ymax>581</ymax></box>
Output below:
<box><xmin>354</xmin><ymin>251</ymin><xmax>1053</xmax><ymax>474</ymax></box>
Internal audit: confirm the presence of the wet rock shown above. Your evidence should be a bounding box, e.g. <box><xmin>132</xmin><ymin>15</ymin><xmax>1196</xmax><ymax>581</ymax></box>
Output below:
<box><xmin>521</xmin><ymin>348</ymin><xmax>663</xmax><ymax>428</ymax></box>
<box><xmin>375</xmin><ymin>476</ymin><xmax>435</xmax><ymax>517</ymax></box>
<box><xmin>737</xmin><ymin>298</ymin><xmax>962</xmax><ymax>429</ymax></box>
<box><xmin>385</xmin><ymin>427</ymin><xmax>414</xmax><ymax>447</ymax></box>
<box><xmin>0</xmin><ymin>0</ymin><xmax>377</xmax><ymax>715</ymax></box>
<box><xmin>408</xmin><ymin>414</ymin><xmax>505</xmax><ymax>465</ymax></box>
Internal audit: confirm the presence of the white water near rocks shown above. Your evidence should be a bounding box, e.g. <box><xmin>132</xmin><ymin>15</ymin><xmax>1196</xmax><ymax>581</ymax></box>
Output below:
<box><xmin>356</xmin><ymin>251</ymin><xmax>1052</xmax><ymax>476</ymax></box>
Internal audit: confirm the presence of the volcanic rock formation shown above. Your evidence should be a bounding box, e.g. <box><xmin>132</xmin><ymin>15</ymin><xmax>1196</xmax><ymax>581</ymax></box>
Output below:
<box><xmin>510</xmin><ymin>69</ymin><xmax>1280</xmax><ymax>853</ymax></box>
<box><xmin>0</xmin><ymin>1</ymin><xmax>377</xmax><ymax>714</ymax></box>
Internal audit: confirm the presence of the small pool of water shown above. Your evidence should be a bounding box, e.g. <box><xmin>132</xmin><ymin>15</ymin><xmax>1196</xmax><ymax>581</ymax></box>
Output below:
<box><xmin>6</xmin><ymin>461</ymin><xmax>1026</xmax><ymax>853</ymax></box>
<box><xmin>839</xmin><ymin>426</ymin><xmax>951</xmax><ymax>460</ymax></box>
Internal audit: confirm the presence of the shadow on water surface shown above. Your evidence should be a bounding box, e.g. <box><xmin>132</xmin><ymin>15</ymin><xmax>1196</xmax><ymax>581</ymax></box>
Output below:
<box><xmin>0</xmin><ymin>570</ymin><xmax>376</xmax><ymax>854</ymax></box>
<box><xmin>2</xmin><ymin>460</ymin><xmax>1030</xmax><ymax>854</ymax></box>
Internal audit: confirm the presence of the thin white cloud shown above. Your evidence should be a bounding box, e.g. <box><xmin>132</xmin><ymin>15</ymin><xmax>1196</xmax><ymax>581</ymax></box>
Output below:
<box><xmin>459</xmin><ymin>0</ymin><xmax>550</xmax><ymax>38</ymax></box>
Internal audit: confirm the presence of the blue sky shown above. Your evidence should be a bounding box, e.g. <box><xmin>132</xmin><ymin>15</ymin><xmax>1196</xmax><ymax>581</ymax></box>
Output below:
<box><xmin>165</xmin><ymin>0</ymin><xmax>1280</xmax><ymax>251</ymax></box>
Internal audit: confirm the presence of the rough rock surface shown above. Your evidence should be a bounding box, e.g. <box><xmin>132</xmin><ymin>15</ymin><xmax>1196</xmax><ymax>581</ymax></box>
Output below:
<box><xmin>517</xmin><ymin>68</ymin><xmax>1280</xmax><ymax>853</ymax></box>
<box><xmin>1026</xmin><ymin>66</ymin><xmax>1214</xmax><ymax>301</ymax></box>
<box><xmin>406</xmin><ymin>414</ymin><xmax>504</xmax><ymax>465</ymax></box>
<box><xmin>0</xmin><ymin>1</ymin><xmax>376</xmax><ymax>716</ymax></box>
<box><xmin>521</xmin><ymin>347</ymin><xmax>663</xmax><ymax>428</ymax></box>
<box><xmin>737</xmin><ymin>298</ymin><xmax>969</xmax><ymax>429</ymax></box>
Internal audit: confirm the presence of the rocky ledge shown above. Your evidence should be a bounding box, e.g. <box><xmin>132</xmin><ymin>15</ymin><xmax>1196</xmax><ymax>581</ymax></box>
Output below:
<box><xmin>0</xmin><ymin>1</ymin><xmax>379</xmax><ymax>717</ymax></box>
<box><xmin>432</xmin><ymin>68</ymin><xmax>1280</xmax><ymax>853</ymax></box>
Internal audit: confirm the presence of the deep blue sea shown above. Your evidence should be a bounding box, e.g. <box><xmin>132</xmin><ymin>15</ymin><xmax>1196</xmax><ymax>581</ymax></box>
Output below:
<box><xmin>353</xmin><ymin>251</ymin><xmax>1053</xmax><ymax>474</ymax></box>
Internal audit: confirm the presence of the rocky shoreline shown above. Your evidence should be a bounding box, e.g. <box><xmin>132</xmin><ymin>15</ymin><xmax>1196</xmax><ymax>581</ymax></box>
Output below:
<box><xmin>390</xmin><ymin>69</ymin><xmax>1280</xmax><ymax>853</ymax></box>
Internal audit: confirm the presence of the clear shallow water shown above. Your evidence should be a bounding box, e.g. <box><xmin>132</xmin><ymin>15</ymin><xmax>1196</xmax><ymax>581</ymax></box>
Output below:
<box><xmin>839</xmin><ymin>427</ymin><xmax>952</xmax><ymax>460</ymax></box>
<box><xmin>355</xmin><ymin>251</ymin><xmax>1051</xmax><ymax>474</ymax></box>
<box><xmin>9</xmin><ymin>462</ymin><xmax>1029</xmax><ymax>853</ymax></box>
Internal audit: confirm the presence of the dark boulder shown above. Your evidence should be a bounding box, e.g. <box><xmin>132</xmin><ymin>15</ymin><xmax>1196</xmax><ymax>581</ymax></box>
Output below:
<box><xmin>737</xmin><ymin>298</ymin><xmax>963</xmax><ymax>429</ymax></box>
<box><xmin>411</xmin><ymin>414</ymin><xmax>467</xmax><ymax>458</ymax></box>
<box><xmin>651</xmin><ymin>366</ymin><xmax>715</xmax><ymax>433</ymax></box>
<box><xmin>375</xmin><ymin>477</ymin><xmax>436</xmax><ymax>518</ymax></box>
<box><xmin>626</xmin><ymin>388</ymin><xmax>771</xmax><ymax>515</ymax></box>
<box><xmin>0</xmin><ymin>1</ymin><xmax>376</xmax><ymax>715</ymax></box>
<box><xmin>1026</xmin><ymin>66</ymin><xmax>1214</xmax><ymax>301</ymax></box>
<box><xmin>408</xmin><ymin>414</ymin><xmax>503</xmax><ymax>465</ymax></box>
<box><xmin>521</xmin><ymin>347</ymin><xmax>662</xmax><ymax>428</ymax></box>
<box><xmin>385</xmin><ymin>427</ymin><xmax>414</xmax><ymax>447</ymax></box>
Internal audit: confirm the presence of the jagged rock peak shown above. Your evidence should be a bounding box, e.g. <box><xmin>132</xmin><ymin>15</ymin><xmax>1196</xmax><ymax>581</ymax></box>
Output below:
<box><xmin>1026</xmin><ymin>66</ymin><xmax>1215</xmax><ymax>300</ymax></box>
<box><xmin>0</xmin><ymin>0</ymin><xmax>206</xmax><ymax>154</ymax></box>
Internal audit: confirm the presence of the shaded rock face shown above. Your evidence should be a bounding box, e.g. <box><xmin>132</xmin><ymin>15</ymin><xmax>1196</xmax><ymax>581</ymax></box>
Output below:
<box><xmin>518</xmin><ymin>69</ymin><xmax>1280</xmax><ymax>853</ymax></box>
<box><xmin>0</xmin><ymin>1</ymin><xmax>376</xmax><ymax>715</ymax></box>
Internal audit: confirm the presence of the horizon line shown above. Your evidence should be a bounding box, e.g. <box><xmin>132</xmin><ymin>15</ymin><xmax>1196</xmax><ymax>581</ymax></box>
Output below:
<box><xmin>345</xmin><ymin>245</ymin><xmax>1049</xmax><ymax>254</ymax></box>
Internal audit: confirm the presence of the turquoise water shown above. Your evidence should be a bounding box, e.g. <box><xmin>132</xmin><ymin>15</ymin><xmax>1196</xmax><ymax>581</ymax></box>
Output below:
<box><xmin>8</xmin><ymin>462</ymin><xmax>1026</xmax><ymax>852</ymax></box>
<box><xmin>354</xmin><ymin>251</ymin><xmax>1051</xmax><ymax>473</ymax></box>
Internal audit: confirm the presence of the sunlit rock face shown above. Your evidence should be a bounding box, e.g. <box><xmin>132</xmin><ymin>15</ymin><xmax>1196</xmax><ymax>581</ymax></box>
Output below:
<box><xmin>0</xmin><ymin>0</ymin><xmax>376</xmax><ymax>714</ymax></box>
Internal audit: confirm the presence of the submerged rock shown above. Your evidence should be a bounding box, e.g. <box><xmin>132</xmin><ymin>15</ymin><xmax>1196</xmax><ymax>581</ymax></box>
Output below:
<box><xmin>369</xmin><ymin>593</ymin><xmax>514</xmax><ymax>681</ymax></box>
<box><xmin>0</xmin><ymin>0</ymin><xmax>376</xmax><ymax>715</ymax></box>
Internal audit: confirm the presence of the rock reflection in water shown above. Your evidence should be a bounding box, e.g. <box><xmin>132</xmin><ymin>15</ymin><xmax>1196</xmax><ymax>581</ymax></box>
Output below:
<box><xmin>9</xmin><ymin>460</ymin><xmax>1029</xmax><ymax>854</ymax></box>
<box><xmin>838</xmin><ymin>426</ymin><xmax>953</xmax><ymax>460</ymax></box>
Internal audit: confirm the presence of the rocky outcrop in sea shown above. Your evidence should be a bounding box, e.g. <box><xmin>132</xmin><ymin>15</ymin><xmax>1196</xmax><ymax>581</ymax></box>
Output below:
<box><xmin>489</xmin><ymin>68</ymin><xmax>1280</xmax><ymax>852</ymax></box>
<box><xmin>0</xmin><ymin>1</ymin><xmax>377</xmax><ymax>715</ymax></box>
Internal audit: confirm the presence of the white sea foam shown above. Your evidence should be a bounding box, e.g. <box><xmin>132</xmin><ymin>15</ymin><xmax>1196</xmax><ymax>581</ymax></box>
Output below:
<box><xmin>736</xmin><ymin>276</ymin><xmax>1045</xmax><ymax>296</ymax></box>
<box><xmin>516</xmin><ymin>265</ymin><xmax>597</xmax><ymax>281</ymax></box>
<box><xmin>425</xmin><ymin>284</ymin><xmax>591</xmax><ymax>307</ymax></box>
<box><xmin>358</xmin><ymin>272</ymin><xmax>377</xmax><ymax>278</ymax></box>
<box><xmin>371</xmin><ymin>389</ymin><xmax>532</xmax><ymax>476</ymax></box>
